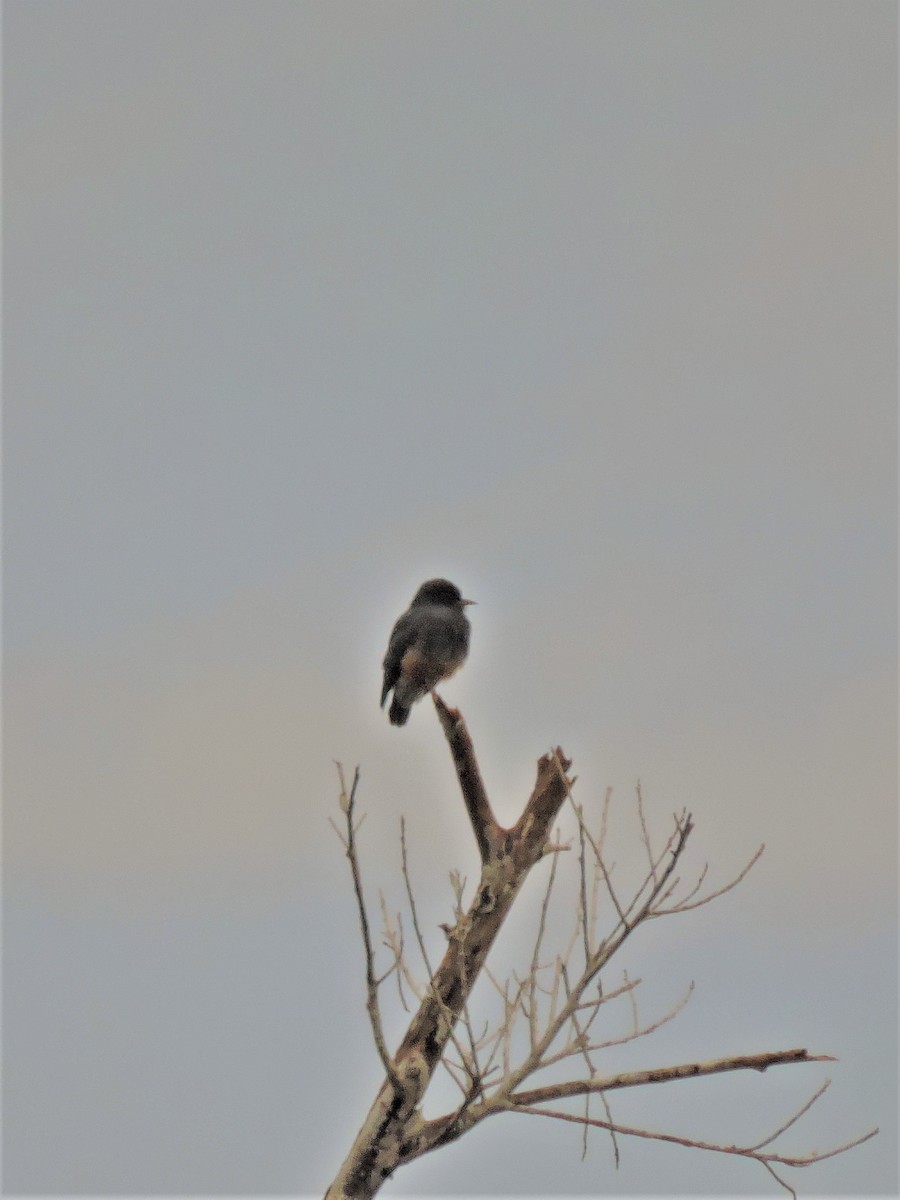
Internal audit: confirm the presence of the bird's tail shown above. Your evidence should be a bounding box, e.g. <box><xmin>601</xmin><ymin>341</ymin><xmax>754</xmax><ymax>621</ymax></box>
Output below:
<box><xmin>388</xmin><ymin>698</ymin><xmax>410</xmax><ymax>726</ymax></box>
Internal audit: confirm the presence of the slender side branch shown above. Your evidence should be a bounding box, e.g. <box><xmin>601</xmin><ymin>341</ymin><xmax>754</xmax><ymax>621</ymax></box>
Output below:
<box><xmin>334</xmin><ymin>765</ymin><xmax>402</xmax><ymax>1092</ymax></box>
<box><xmin>508</xmin><ymin>1048</ymin><xmax>834</xmax><ymax>1107</ymax></box>
<box><xmin>510</xmin><ymin>1103</ymin><xmax>878</xmax><ymax>1199</ymax></box>
<box><xmin>653</xmin><ymin>842</ymin><xmax>766</xmax><ymax>916</ymax></box>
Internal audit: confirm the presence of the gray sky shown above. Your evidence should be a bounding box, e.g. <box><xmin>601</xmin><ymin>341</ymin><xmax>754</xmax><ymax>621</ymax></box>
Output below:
<box><xmin>3</xmin><ymin>1</ymin><xmax>896</xmax><ymax>1195</ymax></box>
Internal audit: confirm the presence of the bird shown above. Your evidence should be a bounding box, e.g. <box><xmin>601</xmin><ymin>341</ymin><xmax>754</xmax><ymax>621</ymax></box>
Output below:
<box><xmin>380</xmin><ymin>578</ymin><xmax>475</xmax><ymax>726</ymax></box>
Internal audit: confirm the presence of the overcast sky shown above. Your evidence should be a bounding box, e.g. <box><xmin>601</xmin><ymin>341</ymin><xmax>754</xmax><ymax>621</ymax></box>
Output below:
<box><xmin>3</xmin><ymin>1</ymin><xmax>897</xmax><ymax>1196</ymax></box>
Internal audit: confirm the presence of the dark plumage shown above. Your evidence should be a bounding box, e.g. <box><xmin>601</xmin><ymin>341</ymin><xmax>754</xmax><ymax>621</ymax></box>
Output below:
<box><xmin>380</xmin><ymin>578</ymin><xmax>475</xmax><ymax>726</ymax></box>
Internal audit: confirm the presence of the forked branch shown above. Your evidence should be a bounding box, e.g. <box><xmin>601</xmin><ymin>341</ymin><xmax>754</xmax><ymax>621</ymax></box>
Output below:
<box><xmin>325</xmin><ymin>706</ymin><xmax>876</xmax><ymax>1200</ymax></box>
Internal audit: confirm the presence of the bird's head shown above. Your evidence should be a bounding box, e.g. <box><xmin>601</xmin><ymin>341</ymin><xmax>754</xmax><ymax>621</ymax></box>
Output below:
<box><xmin>412</xmin><ymin>579</ymin><xmax>476</xmax><ymax>609</ymax></box>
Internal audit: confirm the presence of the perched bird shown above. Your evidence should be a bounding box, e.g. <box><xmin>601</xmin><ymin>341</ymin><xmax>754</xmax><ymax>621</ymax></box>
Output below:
<box><xmin>380</xmin><ymin>578</ymin><xmax>475</xmax><ymax>726</ymax></box>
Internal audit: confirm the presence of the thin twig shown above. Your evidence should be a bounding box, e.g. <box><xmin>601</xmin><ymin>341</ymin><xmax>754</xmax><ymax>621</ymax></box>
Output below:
<box><xmin>536</xmin><ymin>982</ymin><xmax>694</xmax><ymax>1072</ymax></box>
<box><xmin>652</xmin><ymin>844</ymin><xmax>765</xmax><ymax>916</ymax></box>
<box><xmin>400</xmin><ymin>817</ymin><xmax>475</xmax><ymax>1080</ymax></box>
<box><xmin>760</xmin><ymin>1158</ymin><xmax>797</xmax><ymax>1198</ymax></box>
<box><xmin>747</xmin><ymin>1079</ymin><xmax>831</xmax><ymax>1151</ymax></box>
<box><xmin>378</xmin><ymin>895</ymin><xmax>410</xmax><ymax>1012</ymax></box>
<box><xmin>577</xmin><ymin>807</ymin><xmax>591</xmax><ymax>966</ymax></box>
<box><xmin>635</xmin><ymin>781</ymin><xmax>657</xmax><ymax>884</ymax></box>
<box><xmin>529</xmin><ymin>843</ymin><xmax>560</xmax><ymax>1050</ymax></box>
<box><xmin>625</xmin><ymin>968</ymin><xmax>639</xmax><ymax>1034</ymax></box>
<box><xmin>566</xmin><ymin>791</ymin><xmax>628</xmax><ymax>926</ymax></box>
<box><xmin>335</xmin><ymin>765</ymin><xmax>401</xmax><ymax>1091</ymax></box>
<box><xmin>509</xmin><ymin>1104</ymin><xmax>878</xmax><ymax>1178</ymax></box>
<box><xmin>598</xmin><ymin>1090</ymin><xmax>620</xmax><ymax>1168</ymax></box>
<box><xmin>572</xmin><ymin>974</ymin><xmax>641</xmax><ymax>1015</ymax></box>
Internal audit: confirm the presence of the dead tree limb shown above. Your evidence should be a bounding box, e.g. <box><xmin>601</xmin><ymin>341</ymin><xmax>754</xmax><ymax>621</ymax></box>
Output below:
<box><xmin>324</xmin><ymin>702</ymin><xmax>877</xmax><ymax>1199</ymax></box>
<box><xmin>433</xmin><ymin>694</ymin><xmax>501</xmax><ymax>862</ymax></box>
<box><xmin>329</xmin><ymin>765</ymin><xmax>402</xmax><ymax>1092</ymax></box>
<box><xmin>325</xmin><ymin>699</ymin><xmax>571</xmax><ymax>1199</ymax></box>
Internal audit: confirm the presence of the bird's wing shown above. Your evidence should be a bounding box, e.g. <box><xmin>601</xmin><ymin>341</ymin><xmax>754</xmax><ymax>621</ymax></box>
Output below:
<box><xmin>380</xmin><ymin>610</ymin><xmax>417</xmax><ymax>707</ymax></box>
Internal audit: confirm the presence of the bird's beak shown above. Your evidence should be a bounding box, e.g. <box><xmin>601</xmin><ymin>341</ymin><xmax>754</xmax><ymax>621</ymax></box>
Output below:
<box><xmin>462</xmin><ymin>598</ymin><xmax>477</xmax><ymax>606</ymax></box>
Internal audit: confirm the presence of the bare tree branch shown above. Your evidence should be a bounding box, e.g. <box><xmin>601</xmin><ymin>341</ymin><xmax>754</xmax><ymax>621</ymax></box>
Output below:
<box><xmin>326</xmin><ymin>718</ymin><xmax>877</xmax><ymax>1199</ymax></box>
<box><xmin>508</xmin><ymin>1102</ymin><xmax>878</xmax><ymax>1194</ymax></box>
<box><xmin>333</xmin><ymin>765</ymin><xmax>401</xmax><ymax>1092</ymax></box>
<box><xmin>326</xmin><ymin>720</ymin><xmax>572</xmax><ymax>1199</ymax></box>
<box><xmin>635</xmin><ymin>780</ymin><xmax>657</xmax><ymax>883</ymax></box>
<box><xmin>507</xmin><ymin>1048</ymin><xmax>835</xmax><ymax>1107</ymax></box>
<box><xmin>433</xmin><ymin>693</ymin><xmax>500</xmax><ymax>862</ymax></box>
<box><xmin>652</xmin><ymin>842</ymin><xmax>766</xmax><ymax>916</ymax></box>
<box><xmin>747</xmin><ymin>1079</ymin><xmax>832</xmax><ymax>1151</ymax></box>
